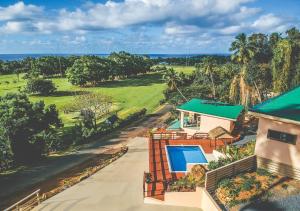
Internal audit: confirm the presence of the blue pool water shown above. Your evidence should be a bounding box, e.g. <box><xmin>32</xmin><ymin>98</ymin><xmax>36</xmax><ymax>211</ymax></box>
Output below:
<box><xmin>166</xmin><ymin>146</ymin><xmax>208</xmax><ymax>172</ymax></box>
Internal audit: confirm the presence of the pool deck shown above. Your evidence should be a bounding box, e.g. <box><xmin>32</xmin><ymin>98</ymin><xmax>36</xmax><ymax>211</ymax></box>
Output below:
<box><xmin>146</xmin><ymin>138</ymin><xmax>227</xmax><ymax>201</ymax></box>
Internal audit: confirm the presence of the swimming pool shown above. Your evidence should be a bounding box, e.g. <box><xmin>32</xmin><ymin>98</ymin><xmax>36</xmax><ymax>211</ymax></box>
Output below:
<box><xmin>166</xmin><ymin>145</ymin><xmax>208</xmax><ymax>172</ymax></box>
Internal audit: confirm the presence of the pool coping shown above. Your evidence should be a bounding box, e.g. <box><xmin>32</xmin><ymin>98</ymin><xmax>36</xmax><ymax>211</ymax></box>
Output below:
<box><xmin>165</xmin><ymin>145</ymin><xmax>209</xmax><ymax>173</ymax></box>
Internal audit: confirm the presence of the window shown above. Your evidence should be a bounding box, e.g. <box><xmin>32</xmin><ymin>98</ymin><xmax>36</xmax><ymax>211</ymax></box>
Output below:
<box><xmin>267</xmin><ymin>129</ymin><xmax>297</xmax><ymax>145</ymax></box>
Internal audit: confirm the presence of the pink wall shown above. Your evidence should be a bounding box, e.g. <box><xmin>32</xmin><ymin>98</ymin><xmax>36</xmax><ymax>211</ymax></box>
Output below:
<box><xmin>255</xmin><ymin>117</ymin><xmax>300</xmax><ymax>169</ymax></box>
<box><xmin>200</xmin><ymin>115</ymin><xmax>234</xmax><ymax>133</ymax></box>
<box><xmin>144</xmin><ymin>187</ymin><xmax>221</xmax><ymax>210</ymax></box>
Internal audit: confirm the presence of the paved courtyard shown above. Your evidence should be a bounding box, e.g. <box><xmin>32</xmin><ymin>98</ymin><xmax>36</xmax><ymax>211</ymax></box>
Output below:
<box><xmin>35</xmin><ymin>137</ymin><xmax>200</xmax><ymax>211</ymax></box>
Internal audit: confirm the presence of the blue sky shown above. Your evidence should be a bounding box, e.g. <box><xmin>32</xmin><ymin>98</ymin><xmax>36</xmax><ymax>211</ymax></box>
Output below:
<box><xmin>0</xmin><ymin>0</ymin><xmax>299</xmax><ymax>54</ymax></box>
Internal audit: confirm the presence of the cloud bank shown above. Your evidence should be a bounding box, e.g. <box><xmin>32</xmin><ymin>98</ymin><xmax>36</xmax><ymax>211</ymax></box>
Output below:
<box><xmin>0</xmin><ymin>0</ymin><xmax>298</xmax><ymax>53</ymax></box>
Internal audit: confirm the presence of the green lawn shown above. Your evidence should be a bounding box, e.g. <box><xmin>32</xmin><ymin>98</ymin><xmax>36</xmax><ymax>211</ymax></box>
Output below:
<box><xmin>0</xmin><ymin>73</ymin><xmax>167</xmax><ymax>126</ymax></box>
<box><xmin>170</xmin><ymin>65</ymin><xmax>195</xmax><ymax>75</ymax></box>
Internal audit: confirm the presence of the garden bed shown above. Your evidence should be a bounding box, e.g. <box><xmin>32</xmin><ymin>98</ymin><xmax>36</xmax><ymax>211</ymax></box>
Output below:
<box><xmin>214</xmin><ymin>168</ymin><xmax>300</xmax><ymax>210</ymax></box>
<box><xmin>167</xmin><ymin>165</ymin><xmax>206</xmax><ymax>192</ymax></box>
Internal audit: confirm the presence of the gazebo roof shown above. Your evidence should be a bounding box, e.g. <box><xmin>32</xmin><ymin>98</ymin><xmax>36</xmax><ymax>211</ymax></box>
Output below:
<box><xmin>177</xmin><ymin>98</ymin><xmax>244</xmax><ymax>121</ymax></box>
<box><xmin>208</xmin><ymin>126</ymin><xmax>233</xmax><ymax>139</ymax></box>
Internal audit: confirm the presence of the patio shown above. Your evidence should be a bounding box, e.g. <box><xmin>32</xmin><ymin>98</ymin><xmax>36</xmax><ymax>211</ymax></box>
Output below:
<box><xmin>145</xmin><ymin>136</ymin><xmax>232</xmax><ymax>201</ymax></box>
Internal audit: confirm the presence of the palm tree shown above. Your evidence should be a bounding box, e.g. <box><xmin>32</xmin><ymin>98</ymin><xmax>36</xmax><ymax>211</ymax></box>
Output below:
<box><xmin>196</xmin><ymin>57</ymin><xmax>217</xmax><ymax>99</ymax></box>
<box><xmin>229</xmin><ymin>33</ymin><xmax>259</xmax><ymax>106</ymax></box>
<box><xmin>163</xmin><ymin>68</ymin><xmax>187</xmax><ymax>101</ymax></box>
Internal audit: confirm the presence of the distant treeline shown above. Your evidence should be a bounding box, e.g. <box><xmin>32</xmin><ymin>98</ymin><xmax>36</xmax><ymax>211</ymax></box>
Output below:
<box><xmin>0</xmin><ymin>52</ymin><xmax>229</xmax><ymax>77</ymax></box>
<box><xmin>152</xmin><ymin>55</ymin><xmax>230</xmax><ymax>66</ymax></box>
<box><xmin>0</xmin><ymin>51</ymin><xmax>153</xmax><ymax>78</ymax></box>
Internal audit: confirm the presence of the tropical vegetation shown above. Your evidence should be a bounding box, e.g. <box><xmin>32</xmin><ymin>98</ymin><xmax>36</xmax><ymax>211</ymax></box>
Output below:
<box><xmin>164</xmin><ymin>27</ymin><xmax>300</xmax><ymax>108</ymax></box>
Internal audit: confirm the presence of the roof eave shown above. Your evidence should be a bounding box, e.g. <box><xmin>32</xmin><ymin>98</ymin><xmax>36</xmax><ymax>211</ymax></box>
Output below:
<box><xmin>177</xmin><ymin>108</ymin><xmax>238</xmax><ymax>121</ymax></box>
<box><xmin>248</xmin><ymin>111</ymin><xmax>300</xmax><ymax>126</ymax></box>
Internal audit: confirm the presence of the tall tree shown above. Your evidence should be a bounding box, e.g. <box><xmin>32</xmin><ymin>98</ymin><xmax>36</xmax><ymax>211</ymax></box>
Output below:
<box><xmin>196</xmin><ymin>57</ymin><xmax>217</xmax><ymax>99</ymax></box>
<box><xmin>229</xmin><ymin>33</ymin><xmax>259</xmax><ymax>106</ymax></box>
<box><xmin>0</xmin><ymin>93</ymin><xmax>62</xmax><ymax>162</ymax></box>
<box><xmin>163</xmin><ymin>68</ymin><xmax>187</xmax><ymax>101</ymax></box>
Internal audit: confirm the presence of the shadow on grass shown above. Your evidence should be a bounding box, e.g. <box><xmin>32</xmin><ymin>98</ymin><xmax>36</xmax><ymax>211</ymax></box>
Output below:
<box><xmin>95</xmin><ymin>72</ymin><xmax>164</xmax><ymax>88</ymax></box>
<box><xmin>50</xmin><ymin>90</ymin><xmax>90</xmax><ymax>97</ymax></box>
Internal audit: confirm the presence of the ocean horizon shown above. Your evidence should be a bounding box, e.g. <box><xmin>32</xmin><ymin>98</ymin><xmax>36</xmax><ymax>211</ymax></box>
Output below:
<box><xmin>0</xmin><ymin>53</ymin><xmax>230</xmax><ymax>61</ymax></box>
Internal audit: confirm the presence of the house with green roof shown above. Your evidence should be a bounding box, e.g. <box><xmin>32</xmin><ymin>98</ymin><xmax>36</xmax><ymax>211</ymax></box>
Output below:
<box><xmin>170</xmin><ymin>98</ymin><xmax>244</xmax><ymax>135</ymax></box>
<box><xmin>249</xmin><ymin>86</ymin><xmax>300</xmax><ymax>179</ymax></box>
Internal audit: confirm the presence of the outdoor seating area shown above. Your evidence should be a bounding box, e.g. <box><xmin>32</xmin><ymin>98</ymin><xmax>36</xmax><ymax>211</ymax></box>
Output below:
<box><xmin>175</xmin><ymin>98</ymin><xmax>244</xmax><ymax>135</ymax></box>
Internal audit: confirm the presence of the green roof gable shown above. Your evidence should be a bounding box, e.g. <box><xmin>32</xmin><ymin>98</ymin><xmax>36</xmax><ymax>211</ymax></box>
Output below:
<box><xmin>177</xmin><ymin>98</ymin><xmax>244</xmax><ymax>120</ymax></box>
<box><xmin>250</xmin><ymin>86</ymin><xmax>300</xmax><ymax>123</ymax></box>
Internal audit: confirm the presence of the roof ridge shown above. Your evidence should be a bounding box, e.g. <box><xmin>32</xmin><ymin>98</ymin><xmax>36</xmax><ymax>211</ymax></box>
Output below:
<box><xmin>251</xmin><ymin>86</ymin><xmax>300</xmax><ymax>110</ymax></box>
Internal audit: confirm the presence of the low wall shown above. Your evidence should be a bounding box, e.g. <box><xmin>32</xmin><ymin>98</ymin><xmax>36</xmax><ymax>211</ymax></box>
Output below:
<box><xmin>164</xmin><ymin>187</ymin><xmax>202</xmax><ymax>208</ymax></box>
<box><xmin>205</xmin><ymin>155</ymin><xmax>257</xmax><ymax>193</ymax></box>
<box><xmin>144</xmin><ymin>187</ymin><xmax>221</xmax><ymax>210</ymax></box>
<box><xmin>257</xmin><ymin>156</ymin><xmax>300</xmax><ymax>180</ymax></box>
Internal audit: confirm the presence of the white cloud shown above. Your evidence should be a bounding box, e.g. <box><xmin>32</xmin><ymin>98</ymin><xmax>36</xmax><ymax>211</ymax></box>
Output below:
<box><xmin>0</xmin><ymin>0</ymin><xmax>299</xmax><ymax>54</ymax></box>
<box><xmin>0</xmin><ymin>2</ymin><xmax>42</xmax><ymax>21</ymax></box>
<box><xmin>251</xmin><ymin>13</ymin><xmax>291</xmax><ymax>32</ymax></box>
<box><xmin>165</xmin><ymin>23</ymin><xmax>201</xmax><ymax>35</ymax></box>
<box><xmin>62</xmin><ymin>35</ymin><xmax>87</xmax><ymax>45</ymax></box>
<box><xmin>0</xmin><ymin>21</ymin><xmax>34</xmax><ymax>33</ymax></box>
<box><xmin>54</xmin><ymin>0</ymin><xmax>254</xmax><ymax>31</ymax></box>
<box><xmin>219</xmin><ymin>25</ymin><xmax>243</xmax><ymax>35</ymax></box>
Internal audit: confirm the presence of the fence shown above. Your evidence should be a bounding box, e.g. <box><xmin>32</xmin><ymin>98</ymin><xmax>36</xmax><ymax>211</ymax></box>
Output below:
<box><xmin>205</xmin><ymin>155</ymin><xmax>257</xmax><ymax>193</ymax></box>
<box><xmin>4</xmin><ymin>189</ymin><xmax>40</xmax><ymax>211</ymax></box>
<box><xmin>151</xmin><ymin>132</ymin><xmax>188</xmax><ymax>140</ymax></box>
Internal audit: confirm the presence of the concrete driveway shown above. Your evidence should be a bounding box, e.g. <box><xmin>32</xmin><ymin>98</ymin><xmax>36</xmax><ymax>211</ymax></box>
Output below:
<box><xmin>35</xmin><ymin>137</ymin><xmax>200</xmax><ymax>211</ymax></box>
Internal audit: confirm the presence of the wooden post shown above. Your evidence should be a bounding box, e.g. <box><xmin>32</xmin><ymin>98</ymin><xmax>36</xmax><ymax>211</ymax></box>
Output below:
<box><xmin>180</xmin><ymin>111</ymin><xmax>184</xmax><ymax>128</ymax></box>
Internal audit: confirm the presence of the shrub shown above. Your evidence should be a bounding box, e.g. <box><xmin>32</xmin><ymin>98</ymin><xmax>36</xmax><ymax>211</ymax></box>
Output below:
<box><xmin>208</xmin><ymin>157</ymin><xmax>232</xmax><ymax>170</ymax></box>
<box><xmin>281</xmin><ymin>183</ymin><xmax>289</xmax><ymax>190</ymax></box>
<box><xmin>218</xmin><ymin>178</ymin><xmax>233</xmax><ymax>188</ymax></box>
<box><xmin>119</xmin><ymin>108</ymin><xmax>147</xmax><ymax>126</ymax></box>
<box><xmin>0</xmin><ymin>139</ymin><xmax>14</xmax><ymax>171</ymax></box>
<box><xmin>25</xmin><ymin>78</ymin><xmax>56</xmax><ymax>95</ymax></box>
<box><xmin>0</xmin><ymin>93</ymin><xmax>62</xmax><ymax>164</ymax></box>
<box><xmin>168</xmin><ymin>165</ymin><xmax>206</xmax><ymax>192</ymax></box>
<box><xmin>145</xmin><ymin>173</ymin><xmax>152</xmax><ymax>184</ymax></box>
<box><xmin>256</xmin><ymin>168</ymin><xmax>272</xmax><ymax>177</ymax></box>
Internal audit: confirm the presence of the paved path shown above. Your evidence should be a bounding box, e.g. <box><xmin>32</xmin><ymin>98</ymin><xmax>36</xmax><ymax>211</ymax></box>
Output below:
<box><xmin>0</xmin><ymin>105</ymin><xmax>172</xmax><ymax>208</ymax></box>
<box><xmin>35</xmin><ymin>137</ymin><xmax>200</xmax><ymax>211</ymax></box>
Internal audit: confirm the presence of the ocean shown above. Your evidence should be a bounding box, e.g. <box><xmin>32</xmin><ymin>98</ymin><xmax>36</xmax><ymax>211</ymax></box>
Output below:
<box><xmin>0</xmin><ymin>53</ymin><xmax>229</xmax><ymax>61</ymax></box>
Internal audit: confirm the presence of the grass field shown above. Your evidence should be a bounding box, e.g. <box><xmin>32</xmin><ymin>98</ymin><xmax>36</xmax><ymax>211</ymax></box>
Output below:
<box><xmin>0</xmin><ymin>73</ymin><xmax>167</xmax><ymax>126</ymax></box>
<box><xmin>170</xmin><ymin>65</ymin><xmax>195</xmax><ymax>74</ymax></box>
<box><xmin>0</xmin><ymin>66</ymin><xmax>194</xmax><ymax>126</ymax></box>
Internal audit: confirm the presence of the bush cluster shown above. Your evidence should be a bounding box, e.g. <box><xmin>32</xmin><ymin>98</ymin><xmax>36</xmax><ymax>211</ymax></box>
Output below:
<box><xmin>208</xmin><ymin>141</ymin><xmax>255</xmax><ymax>171</ymax></box>
<box><xmin>0</xmin><ymin>93</ymin><xmax>62</xmax><ymax>170</ymax></box>
<box><xmin>66</xmin><ymin>52</ymin><xmax>152</xmax><ymax>86</ymax></box>
<box><xmin>24</xmin><ymin>78</ymin><xmax>57</xmax><ymax>95</ymax></box>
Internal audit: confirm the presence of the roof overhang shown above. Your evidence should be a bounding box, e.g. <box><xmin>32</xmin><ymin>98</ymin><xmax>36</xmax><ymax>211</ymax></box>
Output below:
<box><xmin>248</xmin><ymin>111</ymin><xmax>300</xmax><ymax>126</ymax></box>
<box><xmin>177</xmin><ymin>108</ymin><xmax>237</xmax><ymax>122</ymax></box>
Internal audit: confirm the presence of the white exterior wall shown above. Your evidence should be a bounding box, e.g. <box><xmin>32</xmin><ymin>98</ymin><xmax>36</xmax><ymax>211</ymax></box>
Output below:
<box><xmin>255</xmin><ymin>117</ymin><xmax>300</xmax><ymax>169</ymax></box>
<box><xmin>199</xmin><ymin>115</ymin><xmax>233</xmax><ymax>133</ymax></box>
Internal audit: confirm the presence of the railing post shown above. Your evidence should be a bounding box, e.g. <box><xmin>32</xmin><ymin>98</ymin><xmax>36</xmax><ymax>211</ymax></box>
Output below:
<box><xmin>37</xmin><ymin>191</ymin><xmax>40</xmax><ymax>204</ymax></box>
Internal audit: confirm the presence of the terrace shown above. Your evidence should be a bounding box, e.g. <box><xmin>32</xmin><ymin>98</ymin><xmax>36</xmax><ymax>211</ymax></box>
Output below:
<box><xmin>144</xmin><ymin>132</ymin><xmax>239</xmax><ymax>201</ymax></box>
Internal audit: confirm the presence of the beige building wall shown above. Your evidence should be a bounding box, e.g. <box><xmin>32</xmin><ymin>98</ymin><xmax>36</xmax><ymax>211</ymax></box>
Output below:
<box><xmin>199</xmin><ymin>115</ymin><xmax>234</xmax><ymax>133</ymax></box>
<box><xmin>255</xmin><ymin>117</ymin><xmax>300</xmax><ymax>169</ymax></box>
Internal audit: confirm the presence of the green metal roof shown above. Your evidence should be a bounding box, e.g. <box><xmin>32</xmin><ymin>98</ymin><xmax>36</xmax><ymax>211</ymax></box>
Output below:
<box><xmin>177</xmin><ymin>98</ymin><xmax>244</xmax><ymax>120</ymax></box>
<box><xmin>250</xmin><ymin>86</ymin><xmax>300</xmax><ymax>123</ymax></box>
